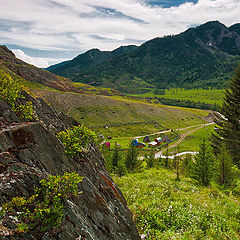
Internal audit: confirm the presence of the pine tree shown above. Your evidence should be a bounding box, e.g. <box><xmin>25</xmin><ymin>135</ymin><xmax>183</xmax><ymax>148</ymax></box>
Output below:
<box><xmin>215</xmin><ymin>143</ymin><xmax>234</xmax><ymax>186</ymax></box>
<box><xmin>146</xmin><ymin>148</ymin><xmax>155</xmax><ymax>168</ymax></box>
<box><xmin>112</xmin><ymin>142</ymin><xmax>120</xmax><ymax>170</ymax></box>
<box><xmin>125</xmin><ymin>143</ymin><xmax>139</xmax><ymax>172</ymax></box>
<box><xmin>211</xmin><ymin>64</ymin><xmax>240</xmax><ymax>167</ymax></box>
<box><xmin>193</xmin><ymin>139</ymin><xmax>214</xmax><ymax>186</ymax></box>
<box><xmin>115</xmin><ymin>157</ymin><xmax>127</xmax><ymax>176</ymax></box>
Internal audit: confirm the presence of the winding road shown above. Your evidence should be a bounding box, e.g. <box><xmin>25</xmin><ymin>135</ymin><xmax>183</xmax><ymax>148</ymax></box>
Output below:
<box><xmin>154</xmin><ymin>122</ymin><xmax>214</xmax><ymax>158</ymax></box>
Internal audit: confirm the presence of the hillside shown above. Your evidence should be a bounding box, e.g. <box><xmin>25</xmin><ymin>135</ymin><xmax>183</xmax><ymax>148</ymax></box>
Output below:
<box><xmin>33</xmin><ymin>89</ymin><xmax>211</xmax><ymax>137</ymax></box>
<box><xmin>47</xmin><ymin>21</ymin><xmax>240</xmax><ymax>93</ymax></box>
<box><xmin>115</xmin><ymin>168</ymin><xmax>240</xmax><ymax>239</ymax></box>
<box><xmin>0</xmin><ymin>45</ymin><xmax>80</xmax><ymax>92</ymax></box>
<box><xmin>47</xmin><ymin>45</ymin><xmax>138</xmax><ymax>79</ymax></box>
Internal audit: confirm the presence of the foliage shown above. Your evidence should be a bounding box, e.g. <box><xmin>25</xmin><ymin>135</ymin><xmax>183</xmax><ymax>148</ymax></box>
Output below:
<box><xmin>157</xmin><ymin>97</ymin><xmax>219</xmax><ymax>111</ymax></box>
<box><xmin>115</xmin><ymin>157</ymin><xmax>127</xmax><ymax>177</ymax></box>
<box><xmin>145</xmin><ymin>148</ymin><xmax>155</xmax><ymax>168</ymax></box>
<box><xmin>57</xmin><ymin>125</ymin><xmax>97</xmax><ymax>158</ymax></box>
<box><xmin>192</xmin><ymin>139</ymin><xmax>214</xmax><ymax>186</ymax></box>
<box><xmin>0</xmin><ymin>172</ymin><xmax>83</xmax><ymax>236</ymax></box>
<box><xmin>215</xmin><ymin>143</ymin><xmax>234</xmax><ymax>186</ymax></box>
<box><xmin>52</xmin><ymin>22</ymin><xmax>240</xmax><ymax>93</ymax></box>
<box><xmin>211</xmin><ymin>64</ymin><xmax>240</xmax><ymax>167</ymax></box>
<box><xmin>0</xmin><ymin>70</ymin><xmax>33</xmax><ymax>120</ymax></box>
<box><xmin>112</xmin><ymin>142</ymin><xmax>120</xmax><ymax>169</ymax></box>
<box><xmin>114</xmin><ymin>168</ymin><xmax>240</xmax><ymax>239</ymax></box>
<box><xmin>125</xmin><ymin>143</ymin><xmax>140</xmax><ymax>172</ymax></box>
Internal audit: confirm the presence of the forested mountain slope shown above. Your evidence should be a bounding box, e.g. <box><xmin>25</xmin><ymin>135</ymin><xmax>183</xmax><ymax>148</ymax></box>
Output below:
<box><xmin>48</xmin><ymin>21</ymin><xmax>240</xmax><ymax>93</ymax></box>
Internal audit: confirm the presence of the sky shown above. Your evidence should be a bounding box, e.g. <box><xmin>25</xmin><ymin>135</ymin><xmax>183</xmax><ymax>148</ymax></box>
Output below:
<box><xmin>0</xmin><ymin>0</ymin><xmax>239</xmax><ymax>68</ymax></box>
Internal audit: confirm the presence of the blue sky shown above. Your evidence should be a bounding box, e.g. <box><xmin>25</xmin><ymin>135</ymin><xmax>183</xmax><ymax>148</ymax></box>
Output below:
<box><xmin>0</xmin><ymin>0</ymin><xmax>239</xmax><ymax>67</ymax></box>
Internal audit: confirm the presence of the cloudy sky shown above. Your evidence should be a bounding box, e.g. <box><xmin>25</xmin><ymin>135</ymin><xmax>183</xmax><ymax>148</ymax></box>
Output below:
<box><xmin>0</xmin><ymin>0</ymin><xmax>239</xmax><ymax>67</ymax></box>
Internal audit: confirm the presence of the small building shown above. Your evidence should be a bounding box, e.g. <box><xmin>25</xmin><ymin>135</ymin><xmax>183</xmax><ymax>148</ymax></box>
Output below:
<box><xmin>154</xmin><ymin>137</ymin><xmax>162</xmax><ymax>144</ymax></box>
<box><xmin>149</xmin><ymin>141</ymin><xmax>158</xmax><ymax>147</ymax></box>
<box><xmin>163</xmin><ymin>135</ymin><xmax>170</xmax><ymax>143</ymax></box>
<box><xmin>137</xmin><ymin>142</ymin><xmax>146</xmax><ymax>148</ymax></box>
<box><xmin>105</xmin><ymin>142</ymin><xmax>110</xmax><ymax>149</ymax></box>
<box><xmin>131</xmin><ymin>139</ymin><xmax>138</xmax><ymax>146</ymax></box>
<box><xmin>143</xmin><ymin>136</ymin><xmax>151</xmax><ymax>143</ymax></box>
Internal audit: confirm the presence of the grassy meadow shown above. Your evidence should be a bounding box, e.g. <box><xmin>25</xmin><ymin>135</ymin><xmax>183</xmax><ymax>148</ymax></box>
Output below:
<box><xmin>132</xmin><ymin>88</ymin><xmax>224</xmax><ymax>105</ymax></box>
<box><xmin>34</xmin><ymin>90</ymin><xmax>210</xmax><ymax>138</ymax></box>
<box><xmin>114</xmin><ymin>168</ymin><xmax>240</xmax><ymax>240</ymax></box>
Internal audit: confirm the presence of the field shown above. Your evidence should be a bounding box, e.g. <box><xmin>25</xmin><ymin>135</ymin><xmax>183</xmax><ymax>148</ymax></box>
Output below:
<box><xmin>114</xmin><ymin>168</ymin><xmax>240</xmax><ymax>239</ymax></box>
<box><xmin>34</xmin><ymin>90</ymin><xmax>211</xmax><ymax>138</ymax></box>
<box><xmin>132</xmin><ymin>88</ymin><xmax>224</xmax><ymax>105</ymax></box>
<box><xmin>168</xmin><ymin>124</ymin><xmax>215</xmax><ymax>154</ymax></box>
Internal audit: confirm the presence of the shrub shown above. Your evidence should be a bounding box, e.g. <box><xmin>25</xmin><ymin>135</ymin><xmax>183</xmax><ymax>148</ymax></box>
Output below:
<box><xmin>57</xmin><ymin>125</ymin><xmax>97</xmax><ymax>158</ymax></box>
<box><xmin>0</xmin><ymin>70</ymin><xmax>33</xmax><ymax>120</ymax></box>
<box><xmin>0</xmin><ymin>172</ymin><xmax>83</xmax><ymax>236</ymax></box>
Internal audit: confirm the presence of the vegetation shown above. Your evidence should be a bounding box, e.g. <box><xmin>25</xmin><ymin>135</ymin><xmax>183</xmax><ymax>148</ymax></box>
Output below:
<box><xmin>192</xmin><ymin>139</ymin><xmax>214</xmax><ymax>186</ymax></box>
<box><xmin>212</xmin><ymin>64</ymin><xmax>240</xmax><ymax>167</ymax></box>
<box><xmin>0</xmin><ymin>172</ymin><xmax>83</xmax><ymax>237</ymax></box>
<box><xmin>114</xmin><ymin>168</ymin><xmax>240</xmax><ymax>239</ymax></box>
<box><xmin>0</xmin><ymin>70</ymin><xmax>33</xmax><ymax>120</ymax></box>
<box><xmin>57</xmin><ymin>125</ymin><xmax>97</xmax><ymax>158</ymax></box>
<box><xmin>49</xmin><ymin>21</ymin><xmax>240</xmax><ymax>93</ymax></box>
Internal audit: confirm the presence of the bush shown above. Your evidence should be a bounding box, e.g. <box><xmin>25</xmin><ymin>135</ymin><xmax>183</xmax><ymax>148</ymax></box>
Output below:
<box><xmin>0</xmin><ymin>172</ymin><xmax>83</xmax><ymax>236</ymax></box>
<box><xmin>0</xmin><ymin>70</ymin><xmax>33</xmax><ymax>120</ymax></box>
<box><xmin>57</xmin><ymin>125</ymin><xmax>97</xmax><ymax>158</ymax></box>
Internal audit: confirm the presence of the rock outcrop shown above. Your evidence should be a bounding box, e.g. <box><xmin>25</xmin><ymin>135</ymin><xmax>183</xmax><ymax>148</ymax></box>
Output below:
<box><xmin>0</xmin><ymin>94</ymin><xmax>140</xmax><ymax>240</ymax></box>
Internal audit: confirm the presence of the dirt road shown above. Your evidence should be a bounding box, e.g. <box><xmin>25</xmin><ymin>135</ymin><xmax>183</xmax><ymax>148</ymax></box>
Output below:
<box><xmin>155</xmin><ymin>122</ymin><xmax>214</xmax><ymax>158</ymax></box>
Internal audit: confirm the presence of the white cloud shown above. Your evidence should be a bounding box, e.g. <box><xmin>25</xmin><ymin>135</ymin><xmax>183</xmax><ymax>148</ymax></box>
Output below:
<box><xmin>0</xmin><ymin>0</ymin><xmax>239</xmax><ymax>66</ymax></box>
<box><xmin>12</xmin><ymin>49</ymin><xmax>67</xmax><ymax>68</ymax></box>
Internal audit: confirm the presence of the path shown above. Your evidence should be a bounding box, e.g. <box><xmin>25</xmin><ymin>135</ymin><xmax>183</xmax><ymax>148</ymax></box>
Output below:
<box><xmin>134</xmin><ymin>122</ymin><xmax>214</xmax><ymax>139</ymax></box>
<box><xmin>155</xmin><ymin>122</ymin><xmax>214</xmax><ymax>158</ymax></box>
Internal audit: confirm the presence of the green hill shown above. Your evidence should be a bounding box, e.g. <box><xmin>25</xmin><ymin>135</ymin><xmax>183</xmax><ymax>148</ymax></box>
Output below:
<box><xmin>114</xmin><ymin>168</ymin><xmax>240</xmax><ymax>239</ymax></box>
<box><xmin>47</xmin><ymin>21</ymin><xmax>240</xmax><ymax>93</ymax></box>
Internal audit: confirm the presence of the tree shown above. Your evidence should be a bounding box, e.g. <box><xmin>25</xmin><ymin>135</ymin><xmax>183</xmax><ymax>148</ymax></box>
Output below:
<box><xmin>115</xmin><ymin>158</ymin><xmax>127</xmax><ymax>176</ymax></box>
<box><xmin>211</xmin><ymin>65</ymin><xmax>240</xmax><ymax>167</ymax></box>
<box><xmin>125</xmin><ymin>144</ymin><xmax>139</xmax><ymax>172</ymax></box>
<box><xmin>193</xmin><ymin>139</ymin><xmax>214</xmax><ymax>186</ymax></box>
<box><xmin>112</xmin><ymin>142</ymin><xmax>120</xmax><ymax>170</ymax></box>
<box><xmin>146</xmin><ymin>148</ymin><xmax>155</xmax><ymax>168</ymax></box>
<box><xmin>215</xmin><ymin>143</ymin><xmax>234</xmax><ymax>186</ymax></box>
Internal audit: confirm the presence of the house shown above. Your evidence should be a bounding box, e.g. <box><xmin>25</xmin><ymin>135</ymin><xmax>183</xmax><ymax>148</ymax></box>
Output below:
<box><xmin>143</xmin><ymin>136</ymin><xmax>151</xmax><ymax>143</ymax></box>
<box><xmin>149</xmin><ymin>141</ymin><xmax>158</xmax><ymax>147</ymax></box>
<box><xmin>137</xmin><ymin>142</ymin><xmax>145</xmax><ymax>148</ymax></box>
<box><xmin>105</xmin><ymin>142</ymin><xmax>110</xmax><ymax>149</ymax></box>
<box><xmin>154</xmin><ymin>137</ymin><xmax>162</xmax><ymax>144</ymax></box>
<box><xmin>163</xmin><ymin>135</ymin><xmax>170</xmax><ymax>143</ymax></box>
<box><xmin>131</xmin><ymin>139</ymin><xmax>138</xmax><ymax>146</ymax></box>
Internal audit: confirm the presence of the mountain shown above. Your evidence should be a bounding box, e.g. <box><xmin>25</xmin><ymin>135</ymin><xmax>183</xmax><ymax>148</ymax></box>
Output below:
<box><xmin>47</xmin><ymin>45</ymin><xmax>138</xmax><ymax>79</ymax></box>
<box><xmin>47</xmin><ymin>21</ymin><xmax>240</xmax><ymax>93</ymax></box>
<box><xmin>0</xmin><ymin>45</ymin><xmax>80</xmax><ymax>92</ymax></box>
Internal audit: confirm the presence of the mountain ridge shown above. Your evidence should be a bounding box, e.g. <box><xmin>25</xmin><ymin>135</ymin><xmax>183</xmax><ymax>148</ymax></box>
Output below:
<box><xmin>47</xmin><ymin>21</ymin><xmax>240</xmax><ymax>93</ymax></box>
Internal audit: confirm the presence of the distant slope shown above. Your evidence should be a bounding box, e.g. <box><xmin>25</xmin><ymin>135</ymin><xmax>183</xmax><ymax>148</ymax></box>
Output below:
<box><xmin>47</xmin><ymin>21</ymin><xmax>240</xmax><ymax>92</ymax></box>
<box><xmin>47</xmin><ymin>45</ymin><xmax>138</xmax><ymax>79</ymax></box>
<box><xmin>34</xmin><ymin>89</ymin><xmax>210</xmax><ymax>131</ymax></box>
<box><xmin>0</xmin><ymin>45</ymin><xmax>80</xmax><ymax>92</ymax></box>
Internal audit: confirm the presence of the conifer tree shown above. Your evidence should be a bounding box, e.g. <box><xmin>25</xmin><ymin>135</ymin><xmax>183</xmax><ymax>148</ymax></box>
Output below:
<box><xmin>125</xmin><ymin>143</ymin><xmax>139</xmax><ymax>172</ymax></box>
<box><xmin>193</xmin><ymin>139</ymin><xmax>214</xmax><ymax>186</ymax></box>
<box><xmin>112</xmin><ymin>142</ymin><xmax>120</xmax><ymax>170</ymax></box>
<box><xmin>215</xmin><ymin>143</ymin><xmax>234</xmax><ymax>186</ymax></box>
<box><xmin>146</xmin><ymin>148</ymin><xmax>155</xmax><ymax>168</ymax></box>
<box><xmin>211</xmin><ymin>64</ymin><xmax>240</xmax><ymax>167</ymax></box>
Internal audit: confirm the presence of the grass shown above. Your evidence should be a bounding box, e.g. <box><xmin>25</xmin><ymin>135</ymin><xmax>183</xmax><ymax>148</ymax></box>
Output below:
<box><xmin>114</xmin><ymin>168</ymin><xmax>240</xmax><ymax>239</ymax></box>
<box><xmin>131</xmin><ymin>88</ymin><xmax>224</xmax><ymax>105</ymax></box>
<box><xmin>170</xmin><ymin>124</ymin><xmax>215</xmax><ymax>153</ymax></box>
<box><xmin>34</xmin><ymin>90</ymin><xmax>211</xmax><ymax>137</ymax></box>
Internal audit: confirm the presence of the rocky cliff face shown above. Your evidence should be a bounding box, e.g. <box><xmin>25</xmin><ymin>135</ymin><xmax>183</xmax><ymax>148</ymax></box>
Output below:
<box><xmin>0</xmin><ymin>93</ymin><xmax>140</xmax><ymax>240</ymax></box>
